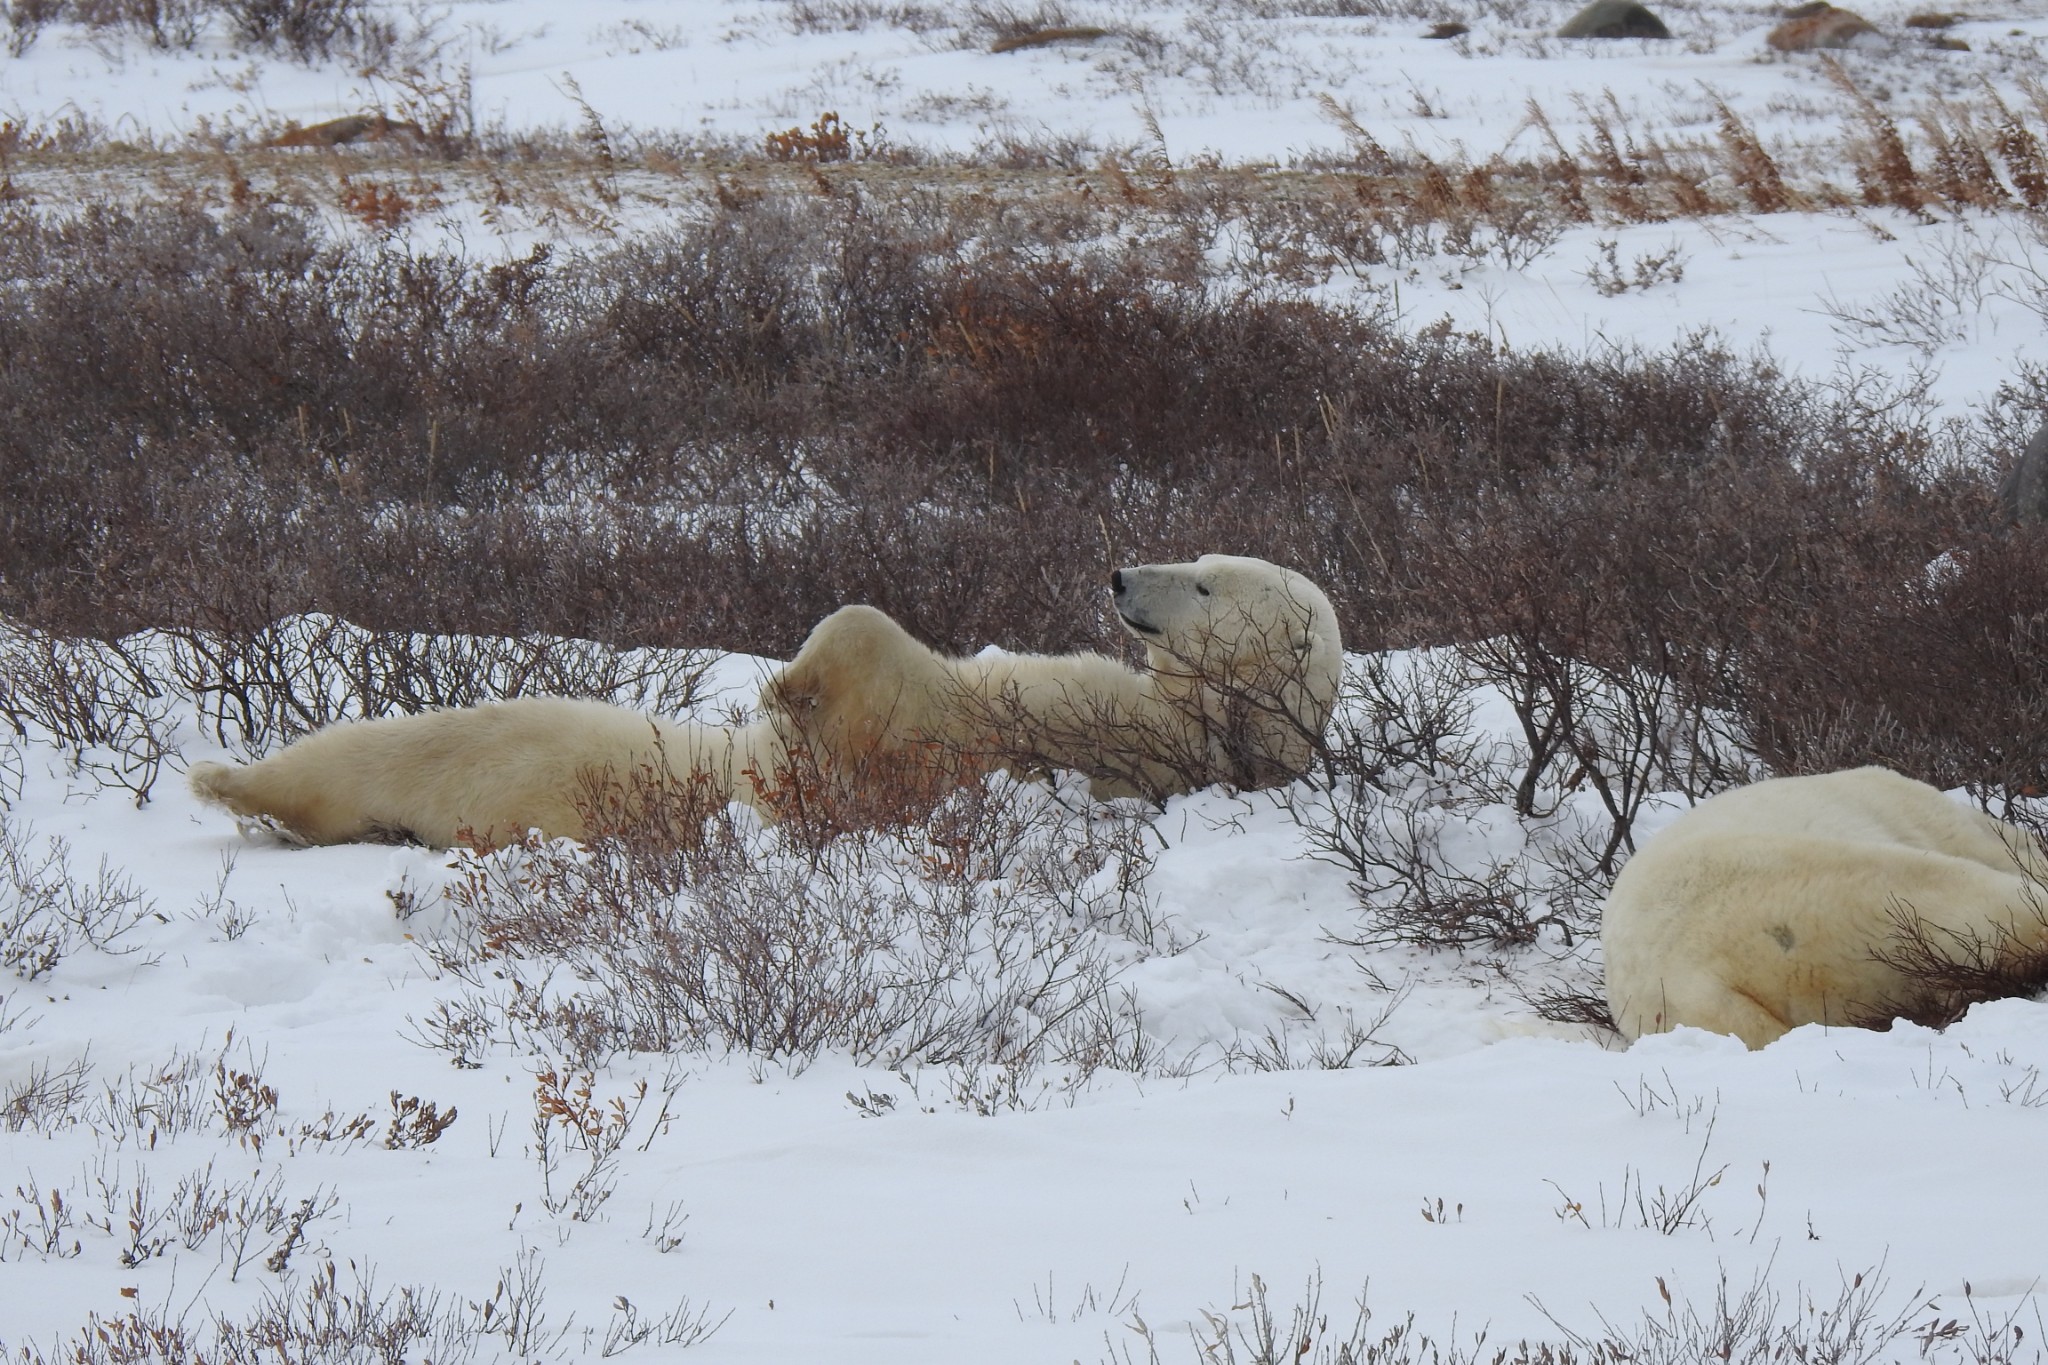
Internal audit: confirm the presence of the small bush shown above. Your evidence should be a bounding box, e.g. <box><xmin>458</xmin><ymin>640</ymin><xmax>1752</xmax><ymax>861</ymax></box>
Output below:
<box><xmin>420</xmin><ymin>766</ymin><xmax>1158</xmax><ymax>1078</ymax></box>
<box><xmin>1</xmin><ymin>178</ymin><xmax>2042</xmax><ymax>860</ymax></box>
<box><xmin>0</xmin><ymin>815</ymin><xmax>152</xmax><ymax>981</ymax></box>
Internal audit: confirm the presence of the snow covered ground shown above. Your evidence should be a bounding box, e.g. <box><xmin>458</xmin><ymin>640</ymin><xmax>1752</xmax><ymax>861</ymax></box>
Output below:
<box><xmin>5</xmin><ymin>1</ymin><xmax>2048</xmax><ymax>1359</ymax></box>
<box><xmin>2</xmin><ymin>646</ymin><xmax>2043</xmax><ymax>1361</ymax></box>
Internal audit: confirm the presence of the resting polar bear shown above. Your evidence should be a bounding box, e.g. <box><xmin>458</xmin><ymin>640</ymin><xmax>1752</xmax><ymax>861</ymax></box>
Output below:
<box><xmin>187</xmin><ymin>555</ymin><xmax>1340</xmax><ymax>847</ymax></box>
<box><xmin>1603</xmin><ymin>766</ymin><xmax>2048</xmax><ymax>1048</ymax></box>
<box><xmin>765</xmin><ymin>554</ymin><xmax>1343</xmax><ymax>801</ymax></box>
<box><xmin>188</xmin><ymin>699</ymin><xmax>784</xmax><ymax>849</ymax></box>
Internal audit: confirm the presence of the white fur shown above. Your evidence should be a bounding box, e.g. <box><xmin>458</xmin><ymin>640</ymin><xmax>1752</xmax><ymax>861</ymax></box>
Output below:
<box><xmin>764</xmin><ymin>554</ymin><xmax>1343</xmax><ymax>800</ymax></box>
<box><xmin>1603</xmin><ymin>766</ymin><xmax>2048</xmax><ymax>1048</ymax></box>
<box><xmin>188</xmin><ymin>556</ymin><xmax>1342</xmax><ymax>846</ymax></box>
<box><xmin>189</xmin><ymin>697</ymin><xmax>782</xmax><ymax>848</ymax></box>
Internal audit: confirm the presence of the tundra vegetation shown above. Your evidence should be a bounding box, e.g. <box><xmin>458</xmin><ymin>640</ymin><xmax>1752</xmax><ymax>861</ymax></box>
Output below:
<box><xmin>3</xmin><ymin>1</ymin><xmax>2048</xmax><ymax>1357</ymax></box>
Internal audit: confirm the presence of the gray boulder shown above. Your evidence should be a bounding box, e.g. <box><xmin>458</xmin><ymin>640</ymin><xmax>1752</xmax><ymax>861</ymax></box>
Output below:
<box><xmin>1558</xmin><ymin>0</ymin><xmax>1672</xmax><ymax>38</ymax></box>
<box><xmin>1998</xmin><ymin>421</ymin><xmax>2048</xmax><ymax>529</ymax></box>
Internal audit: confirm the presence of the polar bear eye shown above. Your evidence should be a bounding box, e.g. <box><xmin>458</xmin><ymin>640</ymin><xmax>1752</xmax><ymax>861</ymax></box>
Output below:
<box><xmin>1196</xmin><ymin>583</ymin><xmax>1211</xmax><ymax>597</ymax></box>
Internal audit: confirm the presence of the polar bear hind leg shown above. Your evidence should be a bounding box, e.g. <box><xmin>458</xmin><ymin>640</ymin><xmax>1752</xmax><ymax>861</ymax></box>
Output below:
<box><xmin>1607</xmin><ymin>971</ymin><xmax>1795</xmax><ymax>1051</ymax></box>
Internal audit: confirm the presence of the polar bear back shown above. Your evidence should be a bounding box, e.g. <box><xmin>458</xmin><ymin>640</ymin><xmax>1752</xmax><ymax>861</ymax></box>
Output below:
<box><xmin>764</xmin><ymin>556</ymin><xmax>1342</xmax><ymax>803</ymax></box>
<box><xmin>1642</xmin><ymin>766</ymin><xmax>2039</xmax><ymax>874</ymax></box>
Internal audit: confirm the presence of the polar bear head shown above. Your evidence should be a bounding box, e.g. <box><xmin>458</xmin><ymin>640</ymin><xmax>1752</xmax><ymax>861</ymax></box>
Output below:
<box><xmin>1110</xmin><ymin>555</ymin><xmax>1343</xmax><ymax>781</ymax></box>
<box><xmin>1112</xmin><ymin>555</ymin><xmax>1340</xmax><ymax>683</ymax></box>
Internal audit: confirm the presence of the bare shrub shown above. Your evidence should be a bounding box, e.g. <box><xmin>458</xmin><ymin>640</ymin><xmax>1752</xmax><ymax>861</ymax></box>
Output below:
<box><xmin>1386</xmin><ymin>464</ymin><xmax>1774</xmax><ymax>875</ymax></box>
<box><xmin>1822</xmin><ymin>228</ymin><xmax>1999</xmax><ymax>355</ymax></box>
<box><xmin>1537</xmin><ymin>1264</ymin><xmax>1973</xmax><ymax>1365</ymax></box>
<box><xmin>602</xmin><ymin>1292</ymin><xmax>728</xmax><ymax>1354</ymax></box>
<box><xmin>1852</xmin><ymin>889</ymin><xmax>2048</xmax><ymax>1032</ymax></box>
<box><xmin>764</xmin><ymin>111</ymin><xmax>884</xmax><ymax>162</ymax></box>
<box><xmin>73</xmin><ymin>0</ymin><xmax>205</xmax><ymax>49</ymax></box>
<box><xmin>189</xmin><ymin>852</ymin><xmax>256</xmax><ymax>941</ymax></box>
<box><xmin>0</xmin><ymin>815</ymin><xmax>152</xmax><ymax>981</ymax></box>
<box><xmin>1</xmin><ymin>1054</ymin><xmax>90</xmax><ymax>1133</ymax></box>
<box><xmin>4</xmin><ymin>1251</ymin><xmax>721</xmax><ymax>1364</ymax></box>
<box><xmin>1741</xmin><ymin>525</ymin><xmax>2048</xmax><ymax>802</ymax></box>
<box><xmin>0</xmin><ymin>1156</ymin><xmax>335</xmax><ymax>1280</ymax></box>
<box><xmin>527</xmin><ymin>1066</ymin><xmax>676</xmax><ymax>1223</ymax></box>
<box><xmin>420</xmin><ymin>769</ymin><xmax>1154</xmax><ymax>1080</ymax></box>
<box><xmin>5</xmin><ymin>0</ymin><xmax>413</xmax><ymax>59</ymax></box>
<box><xmin>216</xmin><ymin>1261</ymin><xmax>482</xmax><ymax>1360</ymax></box>
<box><xmin>223</xmin><ymin>0</ymin><xmax>375</xmax><ymax>62</ymax></box>
<box><xmin>0</xmin><ymin>181</ymin><xmax>2035</xmax><ymax>820</ymax></box>
<box><xmin>1220</xmin><ymin>984</ymin><xmax>1414</xmax><ymax>1070</ymax></box>
<box><xmin>1288</xmin><ymin>652</ymin><xmax>1587</xmax><ymax>951</ymax></box>
<box><xmin>1524</xmin><ymin>985</ymin><xmax>1619</xmax><ymax>1033</ymax></box>
<box><xmin>1548</xmin><ymin>1114</ymin><xmax>1728</xmax><ymax>1236</ymax></box>
<box><xmin>0</xmin><ymin>623</ymin><xmax>176</xmax><ymax>803</ymax></box>
<box><xmin>384</xmin><ymin>1091</ymin><xmax>457</xmax><ymax>1149</ymax></box>
<box><xmin>1301</xmin><ymin>770</ymin><xmax>1551</xmax><ymax>951</ymax></box>
<box><xmin>10</xmin><ymin>1034</ymin><xmax>291</xmax><ymax>1148</ymax></box>
<box><xmin>1105</xmin><ymin>1264</ymin><xmax>2014</xmax><ymax>1365</ymax></box>
<box><xmin>0</xmin><ymin>1173</ymin><xmax>82</xmax><ymax>1261</ymax></box>
<box><xmin>212</xmin><ymin>1053</ymin><xmax>279</xmax><ymax>1141</ymax></box>
<box><xmin>1583</xmin><ymin>237</ymin><xmax>1686</xmax><ymax>295</ymax></box>
<box><xmin>165</xmin><ymin>614</ymin><xmax>711</xmax><ymax>759</ymax></box>
<box><xmin>3</xmin><ymin>0</ymin><xmax>65</xmax><ymax>55</ymax></box>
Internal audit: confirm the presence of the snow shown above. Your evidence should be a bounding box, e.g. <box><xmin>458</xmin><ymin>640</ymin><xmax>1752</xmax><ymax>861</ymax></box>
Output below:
<box><xmin>5</xmin><ymin>1</ymin><xmax>2048</xmax><ymax>1358</ymax></box>
<box><xmin>4</xmin><ymin>656</ymin><xmax>2043</xmax><ymax>1359</ymax></box>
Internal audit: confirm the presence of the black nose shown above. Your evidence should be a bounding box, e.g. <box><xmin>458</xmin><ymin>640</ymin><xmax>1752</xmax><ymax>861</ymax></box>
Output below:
<box><xmin>1111</xmin><ymin>570</ymin><xmax>1125</xmax><ymax>595</ymax></box>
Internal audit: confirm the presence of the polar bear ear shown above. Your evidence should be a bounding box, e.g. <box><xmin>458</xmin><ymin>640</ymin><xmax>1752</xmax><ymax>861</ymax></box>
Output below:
<box><xmin>762</xmin><ymin>670</ymin><xmax>819</xmax><ymax>714</ymax></box>
<box><xmin>1276</xmin><ymin>609</ymin><xmax>1316</xmax><ymax>655</ymax></box>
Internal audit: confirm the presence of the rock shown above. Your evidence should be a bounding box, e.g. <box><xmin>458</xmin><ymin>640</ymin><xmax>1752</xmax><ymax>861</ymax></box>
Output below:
<box><xmin>263</xmin><ymin>115</ymin><xmax>427</xmax><ymax>149</ymax></box>
<box><xmin>1767</xmin><ymin>4</ymin><xmax>1880</xmax><ymax>49</ymax></box>
<box><xmin>1425</xmin><ymin>19</ymin><xmax>1470</xmax><ymax>37</ymax></box>
<box><xmin>1997</xmin><ymin>422</ymin><xmax>2048</xmax><ymax>529</ymax></box>
<box><xmin>1557</xmin><ymin>0</ymin><xmax>1671</xmax><ymax>37</ymax></box>
<box><xmin>989</xmin><ymin>26</ymin><xmax>1110</xmax><ymax>53</ymax></box>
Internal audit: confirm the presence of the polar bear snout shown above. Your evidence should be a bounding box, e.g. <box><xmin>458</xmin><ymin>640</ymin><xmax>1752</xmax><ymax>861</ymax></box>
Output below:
<box><xmin>1110</xmin><ymin>566</ymin><xmax>1165</xmax><ymax>637</ymax></box>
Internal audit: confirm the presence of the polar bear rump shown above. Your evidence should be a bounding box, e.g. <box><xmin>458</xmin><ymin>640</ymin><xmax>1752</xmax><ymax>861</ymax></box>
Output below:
<box><xmin>1602</xmin><ymin>766</ymin><xmax>2048</xmax><ymax>1048</ymax></box>
<box><xmin>763</xmin><ymin>554</ymin><xmax>1343</xmax><ymax>801</ymax></box>
<box><xmin>188</xmin><ymin>696</ymin><xmax>783</xmax><ymax>849</ymax></box>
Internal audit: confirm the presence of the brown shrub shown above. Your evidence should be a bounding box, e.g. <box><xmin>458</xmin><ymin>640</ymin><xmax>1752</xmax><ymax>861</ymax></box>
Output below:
<box><xmin>2</xmin><ymin>183</ymin><xmax>2042</xmax><ymax>809</ymax></box>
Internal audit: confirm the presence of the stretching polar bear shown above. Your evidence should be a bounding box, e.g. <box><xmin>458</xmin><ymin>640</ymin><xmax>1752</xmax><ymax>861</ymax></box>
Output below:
<box><xmin>189</xmin><ymin>699</ymin><xmax>784</xmax><ymax>849</ymax></box>
<box><xmin>188</xmin><ymin>555</ymin><xmax>1340</xmax><ymax>847</ymax></box>
<box><xmin>1603</xmin><ymin>766</ymin><xmax>2048</xmax><ymax>1048</ymax></box>
<box><xmin>764</xmin><ymin>554</ymin><xmax>1343</xmax><ymax>801</ymax></box>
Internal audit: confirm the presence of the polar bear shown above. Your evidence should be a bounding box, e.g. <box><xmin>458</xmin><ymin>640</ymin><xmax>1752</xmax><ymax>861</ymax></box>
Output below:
<box><xmin>188</xmin><ymin>698</ymin><xmax>784</xmax><ymax>849</ymax></box>
<box><xmin>763</xmin><ymin>555</ymin><xmax>1343</xmax><ymax>801</ymax></box>
<box><xmin>1603</xmin><ymin>766</ymin><xmax>2048</xmax><ymax>1048</ymax></box>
